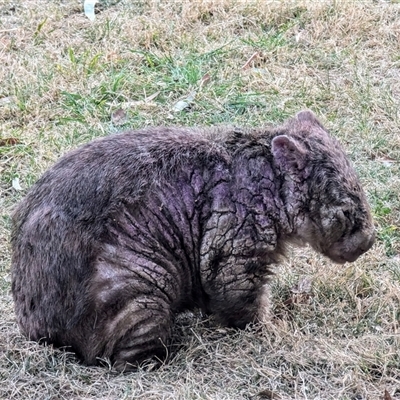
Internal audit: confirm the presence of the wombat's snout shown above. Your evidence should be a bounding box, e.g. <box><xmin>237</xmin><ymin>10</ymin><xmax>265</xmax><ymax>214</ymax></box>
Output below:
<box><xmin>361</xmin><ymin>231</ymin><xmax>375</xmax><ymax>253</ymax></box>
<box><xmin>345</xmin><ymin>230</ymin><xmax>375</xmax><ymax>262</ymax></box>
<box><xmin>326</xmin><ymin>229</ymin><xmax>375</xmax><ymax>264</ymax></box>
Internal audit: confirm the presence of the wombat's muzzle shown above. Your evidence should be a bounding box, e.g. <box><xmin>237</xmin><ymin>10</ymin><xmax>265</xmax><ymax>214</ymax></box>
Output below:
<box><xmin>326</xmin><ymin>229</ymin><xmax>375</xmax><ymax>264</ymax></box>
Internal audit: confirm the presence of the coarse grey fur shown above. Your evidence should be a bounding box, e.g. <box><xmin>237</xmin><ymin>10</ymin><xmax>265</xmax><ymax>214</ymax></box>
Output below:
<box><xmin>11</xmin><ymin>111</ymin><xmax>375</xmax><ymax>371</ymax></box>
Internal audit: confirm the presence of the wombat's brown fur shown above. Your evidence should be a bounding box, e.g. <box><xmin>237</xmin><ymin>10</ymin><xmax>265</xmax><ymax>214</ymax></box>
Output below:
<box><xmin>11</xmin><ymin>111</ymin><xmax>375</xmax><ymax>371</ymax></box>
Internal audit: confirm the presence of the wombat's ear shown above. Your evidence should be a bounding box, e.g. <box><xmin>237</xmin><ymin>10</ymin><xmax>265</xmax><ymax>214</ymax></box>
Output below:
<box><xmin>271</xmin><ymin>135</ymin><xmax>307</xmax><ymax>171</ymax></box>
<box><xmin>296</xmin><ymin>110</ymin><xmax>325</xmax><ymax>129</ymax></box>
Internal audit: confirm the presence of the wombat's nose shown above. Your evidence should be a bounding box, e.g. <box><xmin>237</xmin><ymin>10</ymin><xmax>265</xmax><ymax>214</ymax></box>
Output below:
<box><xmin>329</xmin><ymin>229</ymin><xmax>376</xmax><ymax>264</ymax></box>
<box><xmin>361</xmin><ymin>231</ymin><xmax>375</xmax><ymax>252</ymax></box>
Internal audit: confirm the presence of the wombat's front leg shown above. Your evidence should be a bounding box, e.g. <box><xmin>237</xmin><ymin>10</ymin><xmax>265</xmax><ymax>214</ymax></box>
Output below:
<box><xmin>200</xmin><ymin>254</ymin><xmax>270</xmax><ymax>329</ymax></box>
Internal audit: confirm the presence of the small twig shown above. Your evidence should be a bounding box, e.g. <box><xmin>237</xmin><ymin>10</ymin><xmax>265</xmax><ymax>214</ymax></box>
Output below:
<box><xmin>241</xmin><ymin>51</ymin><xmax>260</xmax><ymax>70</ymax></box>
<box><xmin>0</xmin><ymin>28</ymin><xmax>19</xmax><ymax>33</ymax></box>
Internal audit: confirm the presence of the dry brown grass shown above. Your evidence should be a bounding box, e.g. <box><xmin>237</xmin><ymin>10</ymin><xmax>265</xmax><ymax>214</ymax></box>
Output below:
<box><xmin>1</xmin><ymin>0</ymin><xmax>400</xmax><ymax>399</ymax></box>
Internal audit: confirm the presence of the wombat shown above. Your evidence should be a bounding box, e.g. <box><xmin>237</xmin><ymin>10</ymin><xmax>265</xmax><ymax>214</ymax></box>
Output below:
<box><xmin>11</xmin><ymin>111</ymin><xmax>375</xmax><ymax>371</ymax></box>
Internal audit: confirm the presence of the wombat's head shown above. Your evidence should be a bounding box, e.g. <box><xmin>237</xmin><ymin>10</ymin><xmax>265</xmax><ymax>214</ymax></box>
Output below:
<box><xmin>272</xmin><ymin>110</ymin><xmax>375</xmax><ymax>264</ymax></box>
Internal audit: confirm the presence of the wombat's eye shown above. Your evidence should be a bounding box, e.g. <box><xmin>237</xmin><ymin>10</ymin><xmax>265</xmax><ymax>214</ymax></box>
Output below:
<box><xmin>343</xmin><ymin>210</ymin><xmax>353</xmax><ymax>222</ymax></box>
<box><xmin>343</xmin><ymin>210</ymin><xmax>359</xmax><ymax>234</ymax></box>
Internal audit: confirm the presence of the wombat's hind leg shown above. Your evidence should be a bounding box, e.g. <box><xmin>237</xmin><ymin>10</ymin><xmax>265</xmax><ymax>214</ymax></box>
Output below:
<box><xmin>109</xmin><ymin>297</ymin><xmax>173</xmax><ymax>372</ymax></box>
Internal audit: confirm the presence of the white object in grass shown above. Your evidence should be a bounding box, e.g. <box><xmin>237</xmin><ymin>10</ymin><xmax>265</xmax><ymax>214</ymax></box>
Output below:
<box><xmin>12</xmin><ymin>177</ymin><xmax>22</xmax><ymax>191</ymax></box>
<box><xmin>84</xmin><ymin>0</ymin><xmax>98</xmax><ymax>21</ymax></box>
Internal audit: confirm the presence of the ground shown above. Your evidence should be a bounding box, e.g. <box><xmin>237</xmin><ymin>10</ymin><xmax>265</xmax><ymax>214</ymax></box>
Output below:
<box><xmin>0</xmin><ymin>1</ymin><xmax>400</xmax><ymax>399</ymax></box>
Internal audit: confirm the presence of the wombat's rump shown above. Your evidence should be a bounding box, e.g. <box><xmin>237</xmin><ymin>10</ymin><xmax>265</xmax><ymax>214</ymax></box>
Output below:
<box><xmin>11</xmin><ymin>111</ymin><xmax>375</xmax><ymax>371</ymax></box>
